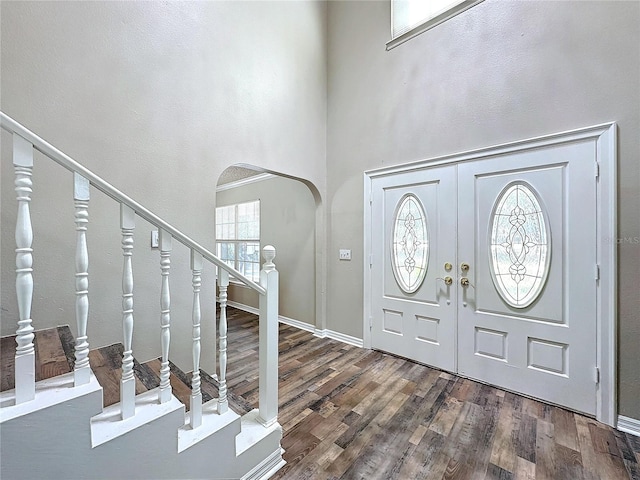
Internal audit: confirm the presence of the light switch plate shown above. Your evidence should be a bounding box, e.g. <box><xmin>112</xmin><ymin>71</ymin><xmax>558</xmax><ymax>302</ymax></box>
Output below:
<box><xmin>339</xmin><ymin>249</ymin><xmax>351</xmax><ymax>261</ymax></box>
<box><xmin>151</xmin><ymin>230</ymin><xmax>159</xmax><ymax>248</ymax></box>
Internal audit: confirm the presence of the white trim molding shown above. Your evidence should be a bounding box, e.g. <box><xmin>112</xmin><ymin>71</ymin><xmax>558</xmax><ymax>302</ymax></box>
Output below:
<box><xmin>217</xmin><ymin>173</ymin><xmax>275</xmax><ymax>192</ymax></box>
<box><xmin>226</xmin><ymin>301</ymin><xmax>363</xmax><ymax>348</ymax></box>
<box><xmin>240</xmin><ymin>447</ymin><xmax>286</xmax><ymax>480</ymax></box>
<box><xmin>278</xmin><ymin>315</ymin><xmax>315</xmax><ymax>334</ymax></box>
<box><xmin>364</xmin><ymin>122</ymin><xmax>617</xmax><ymax>427</ymax></box>
<box><xmin>226</xmin><ymin>301</ymin><xmax>315</xmax><ymax>333</ymax></box>
<box><xmin>313</xmin><ymin>329</ymin><xmax>364</xmax><ymax>349</ymax></box>
<box><xmin>387</xmin><ymin>0</ymin><xmax>484</xmax><ymax>51</ymax></box>
<box><xmin>617</xmin><ymin>416</ymin><xmax>640</xmax><ymax>438</ymax></box>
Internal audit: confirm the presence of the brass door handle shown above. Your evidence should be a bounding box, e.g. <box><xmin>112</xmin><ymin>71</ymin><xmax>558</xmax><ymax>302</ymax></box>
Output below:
<box><xmin>460</xmin><ymin>277</ymin><xmax>476</xmax><ymax>288</ymax></box>
<box><xmin>437</xmin><ymin>276</ymin><xmax>453</xmax><ymax>286</ymax></box>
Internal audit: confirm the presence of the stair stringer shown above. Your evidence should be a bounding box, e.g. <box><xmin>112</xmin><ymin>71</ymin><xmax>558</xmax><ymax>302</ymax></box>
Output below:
<box><xmin>0</xmin><ymin>372</ymin><xmax>104</xmax><ymax>480</ymax></box>
<box><xmin>0</xmin><ymin>373</ymin><xmax>284</xmax><ymax>480</ymax></box>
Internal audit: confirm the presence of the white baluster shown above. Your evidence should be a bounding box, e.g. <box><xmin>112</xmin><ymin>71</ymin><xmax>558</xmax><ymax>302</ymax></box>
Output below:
<box><xmin>217</xmin><ymin>268</ymin><xmax>229</xmax><ymax>414</ymax></box>
<box><xmin>13</xmin><ymin>134</ymin><xmax>35</xmax><ymax>404</ymax></box>
<box><xmin>258</xmin><ymin>245</ymin><xmax>279</xmax><ymax>427</ymax></box>
<box><xmin>120</xmin><ymin>205</ymin><xmax>136</xmax><ymax>419</ymax></box>
<box><xmin>73</xmin><ymin>174</ymin><xmax>91</xmax><ymax>386</ymax></box>
<box><xmin>158</xmin><ymin>229</ymin><xmax>172</xmax><ymax>404</ymax></box>
<box><xmin>190</xmin><ymin>251</ymin><xmax>203</xmax><ymax>429</ymax></box>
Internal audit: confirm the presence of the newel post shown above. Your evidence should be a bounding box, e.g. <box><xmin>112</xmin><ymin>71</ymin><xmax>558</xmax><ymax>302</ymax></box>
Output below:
<box><xmin>258</xmin><ymin>245</ymin><xmax>279</xmax><ymax>427</ymax></box>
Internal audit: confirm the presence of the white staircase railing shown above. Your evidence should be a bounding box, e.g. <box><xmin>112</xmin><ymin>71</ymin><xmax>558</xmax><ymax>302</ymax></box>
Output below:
<box><xmin>1</xmin><ymin>111</ymin><xmax>280</xmax><ymax>430</ymax></box>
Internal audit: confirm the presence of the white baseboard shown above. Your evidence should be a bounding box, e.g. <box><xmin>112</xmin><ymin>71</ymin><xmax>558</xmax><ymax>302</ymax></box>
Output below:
<box><xmin>240</xmin><ymin>448</ymin><xmax>286</xmax><ymax>480</ymax></box>
<box><xmin>225</xmin><ymin>301</ymin><xmax>363</xmax><ymax>348</ymax></box>
<box><xmin>617</xmin><ymin>415</ymin><xmax>640</xmax><ymax>437</ymax></box>
<box><xmin>313</xmin><ymin>329</ymin><xmax>364</xmax><ymax>348</ymax></box>
<box><xmin>278</xmin><ymin>315</ymin><xmax>315</xmax><ymax>334</ymax></box>
<box><xmin>226</xmin><ymin>301</ymin><xmax>315</xmax><ymax>334</ymax></box>
<box><xmin>226</xmin><ymin>300</ymin><xmax>259</xmax><ymax>316</ymax></box>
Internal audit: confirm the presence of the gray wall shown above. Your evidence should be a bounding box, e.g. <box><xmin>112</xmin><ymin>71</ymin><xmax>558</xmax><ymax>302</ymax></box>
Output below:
<box><xmin>2</xmin><ymin>0</ymin><xmax>639</xmax><ymax>420</ymax></box>
<box><xmin>217</xmin><ymin>175</ymin><xmax>316</xmax><ymax>326</ymax></box>
<box><xmin>326</xmin><ymin>0</ymin><xmax>640</xmax><ymax>418</ymax></box>
<box><xmin>0</xmin><ymin>1</ymin><xmax>327</xmax><ymax>373</ymax></box>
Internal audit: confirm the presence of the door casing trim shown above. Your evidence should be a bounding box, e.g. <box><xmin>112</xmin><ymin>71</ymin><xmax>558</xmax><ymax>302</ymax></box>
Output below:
<box><xmin>363</xmin><ymin>123</ymin><xmax>617</xmax><ymax>426</ymax></box>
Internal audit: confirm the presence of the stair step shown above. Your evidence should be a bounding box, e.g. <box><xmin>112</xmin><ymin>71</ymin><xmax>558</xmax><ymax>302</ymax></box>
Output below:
<box><xmin>88</xmin><ymin>344</ymin><xmax>149</xmax><ymax>408</ymax></box>
<box><xmin>1</xmin><ymin>326</ymin><xmax>73</xmax><ymax>392</ymax></box>
<box><xmin>1</xmin><ymin>325</ymin><xmax>254</xmax><ymax>416</ymax></box>
<box><xmin>90</xmin><ymin>387</ymin><xmax>185</xmax><ymax>448</ymax></box>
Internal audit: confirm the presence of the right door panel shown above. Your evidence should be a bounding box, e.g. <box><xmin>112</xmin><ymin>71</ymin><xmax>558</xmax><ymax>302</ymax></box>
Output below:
<box><xmin>456</xmin><ymin>140</ymin><xmax>597</xmax><ymax>415</ymax></box>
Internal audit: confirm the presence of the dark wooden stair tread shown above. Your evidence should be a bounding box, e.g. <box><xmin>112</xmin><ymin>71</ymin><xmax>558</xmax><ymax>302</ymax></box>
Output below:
<box><xmin>1</xmin><ymin>326</ymin><xmax>74</xmax><ymax>392</ymax></box>
<box><xmin>0</xmin><ymin>326</ymin><xmax>248</xmax><ymax>415</ymax></box>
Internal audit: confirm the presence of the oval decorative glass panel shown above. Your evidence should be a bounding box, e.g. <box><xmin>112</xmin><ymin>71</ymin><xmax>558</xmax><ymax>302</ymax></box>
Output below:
<box><xmin>391</xmin><ymin>194</ymin><xmax>429</xmax><ymax>293</ymax></box>
<box><xmin>489</xmin><ymin>182</ymin><xmax>551</xmax><ymax>308</ymax></box>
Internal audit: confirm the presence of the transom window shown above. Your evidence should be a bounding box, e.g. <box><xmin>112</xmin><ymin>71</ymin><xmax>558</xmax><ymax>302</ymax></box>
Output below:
<box><xmin>388</xmin><ymin>0</ymin><xmax>484</xmax><ymax>50</ymax></box>
<box><xmin>216</xmin><ymin>200</ymin><xmax>260</xmax><ymax>282</ymax></box>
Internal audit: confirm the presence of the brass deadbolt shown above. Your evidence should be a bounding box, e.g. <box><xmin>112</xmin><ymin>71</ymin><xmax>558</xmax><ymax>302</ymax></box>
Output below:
<box><xmin>460</xmin><ymin>262</ymin><xmax>470</xmax><ymax>272</ymax></box>
<box><xmin>444</xmin><ymin>262</ymin><xmax>453</xmax><ymax>272</ymax></box>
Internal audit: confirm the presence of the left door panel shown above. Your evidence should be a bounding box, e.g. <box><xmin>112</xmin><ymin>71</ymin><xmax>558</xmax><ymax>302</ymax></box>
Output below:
<box><xmin>370</xmin><ymin>166</ymin><xmax>457</xmax><ymax>372</ymax></box>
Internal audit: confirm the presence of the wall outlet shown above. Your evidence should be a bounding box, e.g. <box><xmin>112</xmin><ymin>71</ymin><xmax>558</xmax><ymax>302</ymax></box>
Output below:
<box><xmin>339</xmin><ymin>249</ymin><xmax>352</xmax><ymax>261</ymax></box>
<box><xmin>151</xmin><ymin>230</ymin><xmax>159</xmax><ymax>248</ymax></box>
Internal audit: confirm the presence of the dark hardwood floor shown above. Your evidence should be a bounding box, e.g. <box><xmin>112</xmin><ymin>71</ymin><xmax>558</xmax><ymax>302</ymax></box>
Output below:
<box><xmin>2</xmin><ymin>307</ymin><xmax>639</xmax><ymax>480</ymax></box>
<box><xmin>220</xmin><ymin>307</ymin><xmax>640</xmax><ymax>480</ymax></box>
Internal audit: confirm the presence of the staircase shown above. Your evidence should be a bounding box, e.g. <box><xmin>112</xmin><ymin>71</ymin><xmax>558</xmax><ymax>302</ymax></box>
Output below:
<box><xmin>0</xmin><ymin>112</ymin><xmax>285</xmax><ymax>480</ymax></box>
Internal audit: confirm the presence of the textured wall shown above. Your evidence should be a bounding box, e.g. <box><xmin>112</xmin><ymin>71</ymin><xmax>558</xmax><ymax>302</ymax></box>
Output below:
<box><xmin>0</xmin><ymin>1</ymin><xmax>327</xmax><ymax>372</ymax></box>
<box><xmin>326</xmin><ymin>0</ymin><xmax>640</xmax><ymax>417</ymax></box>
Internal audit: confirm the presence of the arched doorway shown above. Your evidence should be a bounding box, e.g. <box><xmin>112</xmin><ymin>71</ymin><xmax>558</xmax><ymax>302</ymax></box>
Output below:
<box><xmin>216</xmin><ymin>165</ymin><xmax>325</xmax><ymax>333</ymax></box>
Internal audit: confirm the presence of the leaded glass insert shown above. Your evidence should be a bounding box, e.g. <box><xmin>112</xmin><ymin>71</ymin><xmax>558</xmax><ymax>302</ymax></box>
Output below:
<box><xmin>489</xmin><ymin>182</ymin><xmax>550</xmax><ymax>308</ymax></box>
<box><xmin>391</xmin><ymin>194</ymin><xmax>429</xmax><ymax>293</ymax></box>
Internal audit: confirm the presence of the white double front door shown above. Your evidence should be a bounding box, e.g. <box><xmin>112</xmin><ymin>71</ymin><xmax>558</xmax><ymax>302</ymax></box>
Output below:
<box><xmin>369</xmin><ymin>138</ymin><xmax>598</xmax><ymax>415</ymax></box>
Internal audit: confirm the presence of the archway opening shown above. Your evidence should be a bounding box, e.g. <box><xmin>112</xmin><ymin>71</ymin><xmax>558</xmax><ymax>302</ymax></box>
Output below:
<box><xmin>216</xmin><ymin>164</ymin><xmax>324</xmax><ymax>332</ymax></box>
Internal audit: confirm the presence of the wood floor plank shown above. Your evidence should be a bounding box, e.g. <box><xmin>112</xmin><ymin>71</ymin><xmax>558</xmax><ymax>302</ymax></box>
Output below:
<box><xmin>429</xmin><ymin>396</ymin><xmax>463</xmax><ymax>437</ymax></box>
<box><xmin>89</xmin><ymin>348</ymin><xmax>121</xmax><ymax>408</ymax></box>
<box><xmin>589</xmin><ymin>421</ymin><xmax>632</xmax><ymax>479</ymax></box>
<box><xmin>57</xmin><ymin>325</ymin><xmax>76</xmax><ymax>369</ymax></box>
<box><xmin>552</xmin><ymin>405</ymin><xmax>581</xmax><ymax>451</ymax></box>
<box><xmin>448</xmin><ymin>398</ymin><xmax>499</xmax><ymax>478</ymax></box>
<box><xmin>34</xmin><ymin>327</ymin><xmax>67</xmax><ymax>364</ymax></box>
<box><xmin>574</xmin><ymin>414</ymin><xmax>601</xmax><ymax>480</ymax></box>
<box><xmin>516</xmin><ymin>413</ymin><xmax>537</xmax><ymax>464</ymax></box>
<box><xmin>489</xmin><ymin>398</ymin><xmax>517</xmax><ymax>473</ymax></box>
<box><xmin>335</xmin><ymin>376</ymin><xmax>409</xmax><ymax>449</ymax></box>
<box><xmin>395</xmin><ymin>429</ymin><xmax>446</xmax><ymax>480</ymax></box>
<box><xmin>327</xmin><ymin>391</ymin><xmax>410</xmax><ymax>478</ymax></box>
<box><xmin>555</xmin><ymin>443</ymin><xmax>585</xmax><ymax>480</ymax></box>
<box><xmin>535</xmin><ymin>419</ymin><xmax>556</xmax><ymax>480</ymax></box>
<box><xmin>484</xmin><ymin>462</ymin><xmax>515</xmax><ymax>480</ymax></box>
<box><xmin>513</xmin><ymin>457</ymin><xmax>536</xmax><ymax>480</ymax></box>
<box><xmin>310</xmin><ymin>412</ymin><xmax>349</xmax><ymax>443</ymax></box>
<box><xmin>1</xmin><ymin>334</ymin><xmax>17</xmax><ymax>391</ymax></box>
